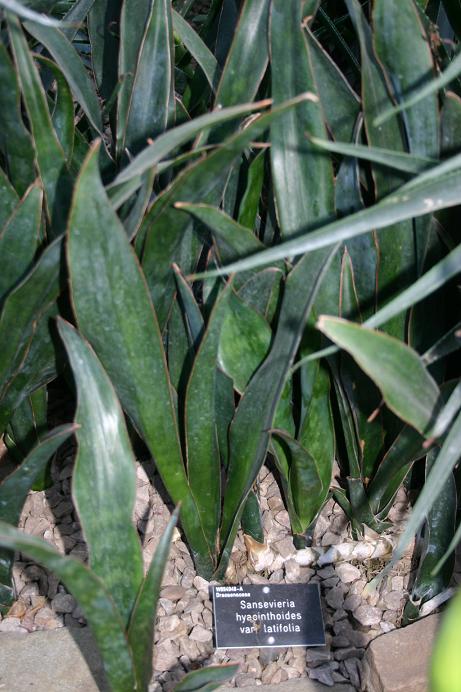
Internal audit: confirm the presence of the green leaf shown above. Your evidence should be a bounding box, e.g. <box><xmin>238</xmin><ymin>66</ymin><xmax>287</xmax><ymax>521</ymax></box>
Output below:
<box><xmin>185</xmin><ymin>284</ymin><xmax>233</xmax><ymax>548</ymax></box>
<box><xmin>241</xmin><ymin>490</ymin><xmax>264</xmax><ymax>543</ymax></box>
<box><xmin>404</xmin><ymin>448</ymin><xmax>456</xmax><ymax>622</ymax></box>
<box><xmin>36</xmin><ymin>56</ymin><xmax>74</xmax><ymax>161</ymax></box>
<box><xmin>0</xmin><ymin>304</ymin><xmax>59</xmax><ymax>434</ymax></box>
<box><xmin>0</xmin><ymin>44</ymin><xmax>35</xmax><ymax>195</ymax></box>
<box><xmin>347</xmin><ymin>0</ymin><xmax>415</xmax><ymax>339</ymax></box>
<box><xmin>112</xmin><ymin>97</ymin><xmax>272</xmax><ymax>186</ymax></box>
<box><xmin>88</xmin><ymin>0</ymin><xmax>121</xmax><ymax>102</ymax></box>
<box><xmin>8</xmin><ymin>15</ymin><xmax>71</xmax><ymax>232</ymax></box>
<box><xmin>174</xmin><ymin>664</ymin><xmax>239</xmax><ymax>692</ymax></box>
<box><xmin>0</xmin><ymin>0</ymin><xmax>65</xmax><ymax>25</ymax></box>
<box><xmin>0</xmin><ymin>522</ymin><xmax>137</xmax><ymax>692</ymax></box>
<box><xmin>116</xmin><ymin>0</ymin><xmax>151</xmax><ymax>157</ymax></box>
<box><xmin>66</xmin><ymin>143</ymin><xmax>213</xmax><ymax>577</ymax></box>
<box><xmin>310</xmin><ymin>136</ymin><xmax>436</xmax><ymax>174</ymax></box>
<box><xmin>173</xmin><ymin>10</ymin><xmax>220</xmax><ymax>91</ymax></box>
<box><xmin>0</xmin><ymin>183</ymin><xmax>42</xmax><ymax>303</ymax></box>
<box><xmin>367</xmin><ymin>425</ymin><xmax>425</xmax><ymax>517</ymax></box>
<box><xmin>24</xmin><ymin>21</ymin><xmax>103</xmax><ymax>133</ymax></box>
<box><xmin>237</xmin><ymin>150</ymin><xmax>265</xmax><ymax>230</ymax></box>
<box><xmin>0</xmin><ymin>167</ymin><xmax>19</xmax><ymax>228</ymax></box>
<box><xmin>270</xmin><ymin>0</ymin><xmax>334</xmax><ymax>237</ymax></box>
<box><xmin>210</xmin><ymin>0</ymin><xmax>270</xmax><ymax>137</ymax></box>
<box><xmin>128</xmin><ymin>508</ymin><xmax>178</xmax><ymax>690</ymax></box>
<box><xmin>431</xmin><ymin>590</ymin><xmax>461</xmax><ymax>692</ymax></box>
<box><xmin>0</xmin><ymin>237</ymin><xmax>63</xmax><ymax>435</ymax></box>
<box><xmin>190</xmin><ymin>156</ymin><xmax>461</xmax><ymax>278</ymax></box>
<box><xmin>58</xmin><ymin>319</ymin><xmax>144</xmax><ymax>626</ymax></box>
<box><xmin>375</xmin><ymin>51</ymin><xmax>461</xmax><ymax>128</ymax></box>
<box><xmin>216</xmin><ymin>245</ymin><xmax>339</xmax><ymax>576</ymax></box>
<box><xmin>318</xmin><ymin>317</ymin><xmax>440</xmax><ymax>436</ymax></box>
<box><xmin>218</xmin><ymin>293</ymin><xmax>272</xmax><ymax>393</ymax></box>
<box><xmin>141</xmin><ymin>95</ymin><xmax>311</xmax><ymax>327</ymax></box>
<box><xmin>273</xmin><ymin>431</ymin><xmax>323</xmax><ymax>532</ymax></box>
<box><xmin>306</xmin><ymin>28</ymin><xmax>360</xmax><ymax>143</ymax></box>
<box><xmin>0</xmin><ymin>425</ymin><xmax>75</xmax><ymax>611</ymax></box>
<box><xmin>124</xmin><ymin>0</ymin><xmax>174</xmax><ymax>154</ymax></box>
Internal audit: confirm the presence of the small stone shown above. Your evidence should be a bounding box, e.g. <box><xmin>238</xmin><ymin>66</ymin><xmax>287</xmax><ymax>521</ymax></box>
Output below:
<box><xmin>322</xmin><ymin>576</ymin><xmax>340</xmax><ymax>588</ymax></box>
<box><xmin>305</xmin><ymin>646</ymin><xmax>331</xmax><ymax>666</ymax></box>
<box><xmin>53</xmin><ymin>500</ymin><xmax>74</xmax><ymax>518</ymax></box>
<box><xmin>325</xmin><ymin>587</ymin><xmax>345</xmax><ymax>610</ymax></box>
<box><xmin>189</xmin><ymin>625</ymin><xmax>212</xmax><ymax>643</ymax></box>
<box><xmin>343</xmin><ymin>594</ymin><xmax>362</xmax><ymax>611</ymax></box>
<box><xmin>350</xmin><ymin>578</ymin><xmax>367</xmax><ymax>595</ymax></box>
<box><xmin>383</xmin><ymin>591</ymin><xmax>403</xmax><ymax>610</ymax></box>
<box><xmin>344</xmin><ymin>657</ymin><xmax>362</xmax><ymax>688</ymax></box>
<box><xmin>0</xmin><ymin>618</ymin><xmax>27</xmax><ymax>633</ymax></box>
<box><xmin>158</xmin><ymin>615</ymin><xmax>181</xmax><ymax>633</ymax></box>
<box><xmin>308</xmin><ymin>663</ymin><xmax>335</xmax><ymax>686</ymax></box>
<box><xmin>336</xmin><ymin>563</ymin><xmax>361</xmax><ymax>584</ymax></box>
<box><xmin>7</xmin><ymin>600</ymin><xmax>27</xmax><ymax>619</ymax></box>
<box><xmin>353</xmin><ymin>605</ymin><xmax>382</xmax><ymax>627</ymax></box>
<box><xmin>154</xmin><ymin>640</ymin><xmax>180</xmax><ymax>671</ymax></box>
<box><xmin>380</xmin><ymin>621</ymin><xmax>396</xmax><ymax>633</ymax></box>
<box><xmin>179</xmin><ymin>637</ymin><xmax>200</xmax><ymax>659</ymax></box>
<box><xmin>391</xmin><ymin>576</ymin><xmax>404</xmax><ymax>592</ymax></box>
<box><xmin>332</xmin><ymin>635</ymin><xmax>350</xmax><ymax>648</ymax></box>
<box><xmin>247</xmin><ymin>658</ymin><xmax>262</xmax><ymax>677</ymax></box>
<box><xmin>321</xmin><ymin>532</ymin><xmax>341</xmax><ymax>546</ymax></box>
<box><xmin>235</xmin><ymin>674</ymin><xmax>258</xmax><ymax>687</ymax></box>
<box><xmin>52</xmin><ymin>593</ymin><xmax>76</xmax><ymax>614</ymax></box>
<box><xmin>284</xmin><ymin>559</ymin><xmax>300</xmax><ymax>582</ymax></box>
<box><xmin>34</xmin><ymin>607</ymin><xmax>63</xmax><ymax>629</ymax></box>
<box><xmin>334</xmin><ymin>646</ymin><xmax>363</xmax><ymax>661</ymax></box>
<box><xmin>160</xmin><ymin>585</ymin><xmax>186</xmax><ymax>601</ymax></box>
<box><xmin>274</xmin><ymin>536</ymin><xmax>295</xmax><ymax>559</ymax></box>
<box><xmin>274</xmin><ymin>510</ymin><xmax>290</xmax><ymax>529</ymax></box>
<box><xmin>193</xmin><ymin>576</ymin><xmax>209</xmax><ymax>592</ymax></box>
<box><xmin>317</xmin><ymin>566</ymin><xmax>336</xmax><ymax>579</ymax></box>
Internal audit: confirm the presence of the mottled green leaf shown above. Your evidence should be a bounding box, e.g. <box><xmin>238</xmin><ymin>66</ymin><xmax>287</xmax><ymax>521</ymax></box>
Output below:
<box><xmin>0</xmin><ymin>183</ymin><xmax>42</xmax><ymax>303</ymax></box>
<box><xmin>124</xmin><ymin>0</ymin><xmax>174</xmax><ymax>154</ymax></box>
<box><xmin>66</xmin><ymin>143</ymin><xmax>213</xmax><ymax>577</ymax></box>
<box><xmin>8</xmin><ymin>15</ymin><xmax>71</xmax><ymax>232</ymax></box>
<box><xmin>0</xmin><ymin>237</ymin><xmax>63</xmax><ymax>435</ymax></box>
<box><xmin>270</xmin><ymin>0</ymin><xmax>334</xmax><ymax>237</ymax></box>
<box><xmin>58</xmin><ymin>320</ymin><xmax>143</xmax><ymax>626</ymax></box>
<box><xmin>0</xmin><ymin>44</ymin><xmax>35</xmax><ymax>195</ymax></box>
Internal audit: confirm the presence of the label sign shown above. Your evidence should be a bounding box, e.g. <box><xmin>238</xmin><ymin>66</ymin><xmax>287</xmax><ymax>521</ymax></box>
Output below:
<box><xmin>211</xmin><ymin>583</ymin><xmax>325</xmax><ymax>649</ymax></box>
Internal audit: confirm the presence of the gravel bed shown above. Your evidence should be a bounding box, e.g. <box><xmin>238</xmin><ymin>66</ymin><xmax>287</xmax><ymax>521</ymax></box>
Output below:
<box><xmin>1</xmin><ymin>447</ymin><xmax>449</xmax><ymax>691</ymax></box>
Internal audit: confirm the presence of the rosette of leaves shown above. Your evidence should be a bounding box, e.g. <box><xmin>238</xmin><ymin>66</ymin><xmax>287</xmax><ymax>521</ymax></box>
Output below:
<box><xmin>0</xmin><ymin>319</ymin><xmax>238</xmax><ymax>691</ymax></box>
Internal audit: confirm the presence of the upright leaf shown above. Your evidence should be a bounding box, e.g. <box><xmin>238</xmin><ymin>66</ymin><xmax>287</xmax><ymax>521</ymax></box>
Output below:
<box><xmin>0</xmin><ymin>183</ymin><xmax>42</xmax><ymax>303</ymax></box>
<box><xmin>185</xmin><ymin>285</ymin><xmax>232</xmax><ymax>548</ymax></box>
<box><xmin>58</xmin><ymin>320</ymin><xmax>144</xmax><ymax>625</ymax></box>
<box><xmin>8</xmin><ymin>16</ymin><xmax>71</xmax><ymax>232</ymax></box>
<box><xmin>0</xmin><ymin>44</ymin><xmax>35</xmax><ymax>195</ymax></box>
<box><xmin>217</xmin><ymin>245</ymin><xmax>339</xmax><ymax>576</ymax></box>
<box><xmin>270</xmin><ymin>0</ymin><xmax>334</xmax><ymax>237</ymax></box>
<box><xmin>66</xmin><ymin>143</ymin><xmax>213</xmax><ymax>576</ymax></box>
<box><xmin>0</xmin><ymin>237</ymin><xmax>63</xmax><ymax>435</ymax></box>
<box><xmin>346</xmin><ymin>0</ymin><xmax>415</xmax><ymax>339</ymax></box>
<box><xmin>124</xmin><ymin>0</ymin><xmax>174</xmax><ymax>154</ymax></box>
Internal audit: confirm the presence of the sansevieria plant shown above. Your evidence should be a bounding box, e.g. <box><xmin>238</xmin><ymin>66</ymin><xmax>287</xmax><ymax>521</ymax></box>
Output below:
<box><xmin>1</xmin><ymin>3</ymin><xmax>461</xmax><ymax>681</ymax></box>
